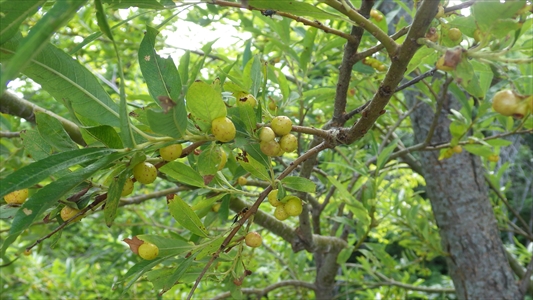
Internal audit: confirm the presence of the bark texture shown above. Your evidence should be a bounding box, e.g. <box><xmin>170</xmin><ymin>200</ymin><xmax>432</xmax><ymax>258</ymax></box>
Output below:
<box><xmin>408</xmin><ymin>90</ymin><xmax>521</xmax><ymax>299</ymax></box>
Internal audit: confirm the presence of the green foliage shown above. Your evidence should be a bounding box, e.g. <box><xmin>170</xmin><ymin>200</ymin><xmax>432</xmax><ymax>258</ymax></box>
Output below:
<box><xmin>0</xmin><ymin>0</ymin><xmax>532</xmax><ymax>299</ymax></box>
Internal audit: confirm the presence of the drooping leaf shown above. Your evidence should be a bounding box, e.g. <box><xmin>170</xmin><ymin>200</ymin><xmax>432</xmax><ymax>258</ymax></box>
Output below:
<box><xmin>239</xmin><ymin>153</ymin><xmax>271</xmax><ymax>182</ymax></box>
<box><xmin>0</xmin><ymin>0</ymin><xmax>46</xmax><ymax>45</ymax></box>
<box><xmin>36</xmin><ymin>112</ymin><xmax>78</xmax><ymax>152</ymax></box>
<box><xmin>0</xmin><ymin>0</ymin><xmax>88</xmax><ymax>94</ymax></box>
<box><xmin>20</xmin><ymin>129</ymin><xmax>53</xmax><ymax>160</ymax></box>
<box><xmin>281</xmin><ymin>176</ymin><xmax>316</xmax><ymax>193</ymax></box>
<box><xmin>299</xmin><ymin>27</ymin><xmax>317</xmax><ymax>74</ymax></box>
<box><xmin>104</xmin><ymin>172</ymin><xmax>128</xmax><ymax>226</ymax></box>
<box><xmin>197</xmin><ymin>146</ymin><xmax>222</xmax><ymax>176</ymax></box>
<box><xmin>0</xmin><ymin>40</ymin><xmax>121</xmax><ymax>127</ymax></box>
<box><xmin>167</xmin><ymin>195</ymin><xmax>209</xmax><ymax>237</ymax></box>
<box><xmin>0</xmin><ymin>148</ymin><xmax>115</xmax><ymax>198</ymax></box>
<box><xmin>159</xmin><ymin>161</ymin><xmax>205</xmax><ymax>187</ymax></box>
<box><xmin>82</xmin><ymin>125</ymin><xmax>124</xmax><ymax>149</ymax></box>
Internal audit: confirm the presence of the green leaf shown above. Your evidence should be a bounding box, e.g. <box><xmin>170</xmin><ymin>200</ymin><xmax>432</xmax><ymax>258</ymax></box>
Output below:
<box><xmin>120</xmin><ymin>257</ymin><xmax>167</xmax><ymax>294</ymax></box>
<box><xmin>186</xmin><ymin>81</ymin><xmax>227</xmax><ymax>124</ymax></box>
<box><xmin>159</xmin><ymin>161</ymin><xmax>205</xmax><ymax>187</ymax></box>
<box><xmin>299</xmin><ymin>27</ymin><xmax>317</xmax><ymax>74</ymax></box>
<box><xmin>162</xmin><ymin>256</ymin><xmax>195</xmax><ymax>292</ymax></box>
<box><xmin>168</xmin><ymin>195</ymin><xmax>209</xmax><ymax>237</ymax></box>
<box><xmin>281</xmin><ymin>176</ymin><xmax>316</xmax><ymax>193</ymax></box>
<box><xmin>472</xmin><ymin>1</ymin><xmax>524</xmax><ymax>32</ymax></box>
<box><xmin>138</xmin><ymin>27</ymin><xmax>183</xmax><ymax>105</ymax></box>
<box><xmin>463</xmin><ymin>144</ymin><xmax>494</xmax><ymax>157</ymax></box>
<box><xmin>20</xmin><ymin>129</ymin><xmax>53</xmax><ymax>160</ymax></box>
<box><xmin>146</xmin><ymin>104</ymin><xmax>187</xmax><ymax>139</ymax></box>
<box><xmin>238</xmin><ymin>152</ymin><xmax>271</xmax><ymax>182</ymax></box>
<box><xmin>0</xmin><ymin>40</ymin><xmax>121</xmax><ymax>127</ymax></box>
<box><xmin>36</xmin><ymin>112</ymin><xmax>78</xmax><ymax>151</ymax></box>
<box><xmin>103</xmin><ymin>0</ymin><xmax>165</xmax><ymax>9</ymax></box>
<box><xmin>82</xmin><ymin>125</ymin><xmax>124</xmax><ymax>149</ymax></box>
<box><xmin>197</xmin><ymin>146</ymin><xmax>221</xmax><ymax>176</ymax></box>
<box><xmin>178</xmin><ymin>51</ymin><xmax>190</xmax><ymax>92</ymax></box>
<box><xmin>94</xmin><ymin>0</ymin><xmax>114</xmax><ymax>41</ymax></box>
<box><xmin>0</xmin><ymin>0</ymin><xmax>46</xmax><ymax>45</ymax></box>
<box><xmin>0</xmin><ymin>148</ymin><xmax>114</xmax><ymax>198</ymax></box>
<box><xmin>104</xmin><ymin>172</ymin><xmax>128</xmax><ymax>227</ymax></box>
<box><xmin>376</xmin><ymin>140</ymin><xmax>398</xmax><ymax>171</ymax></box>
<box><xmin>195</xmin><ymin>236</ymin><xmax>224</xmax><ymax>260</ymax></box>
<box><xmin>0</xmin><ymin>0</ymin><xmax>88</xmax><ymax>94</ymax></box>
<box><xmin>1</xmin><ymin>151</ymin><xmax>124</xmax><ymax>256</ymax></box>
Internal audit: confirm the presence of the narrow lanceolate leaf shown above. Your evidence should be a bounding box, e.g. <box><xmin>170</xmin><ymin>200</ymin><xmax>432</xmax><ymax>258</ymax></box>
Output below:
<box><xmin>82</xmin><ymin>125</ymin><xmax>124</xmax><ymax>149</ymax></box>
<box><xmin>0</xmin><ymin>148</ymin><xmax>115</xmax><ymax>198</ymax></box>
<box><xmin>1</xmin><ymin>152</ymin><xmax>125</xmax><ymax>256</ymax></box>
<box><xmin>186</xmin><ymin>81</ymin><xmax>227</xmax><ymax>126</ymax></box>
<box><xmin>168</xmin><ymin>195</ymin><xmax>208</xmax><ymax>237</ymax></box>
<box><xmin>104</xmin><ymin>172</ymin><xmax>128</xmax><ymax>227</ymax></box>
<box><xmin>20</xmin><ymin>129</ymin><xmax>53</xmax><ymax>161</ymax></box>
<box><xmin>138</xmin><ymin>26</ymin><xmax>186</xmax><ymax>138</ymax></box>
<box><xmin>0</xmin><ymin>0</ymin><xmax>88</xmax><ymax>94</ymax></box>
<box><xmin>281</xmin><ymin>176</ymin><xmax>316</xmax><ymax>193</ymax></box>
<box><xmin>159</xmin><ymin>161</ymin><xmax>205</xmax><ymax>188</ymax></box>
<box><xmin>36</xmin><ymin>112</ymin><xmax>78</xmax><ymax>152</ymax></box>
<box><xmin>249</xmin><ymin>0</ymin><xmax>340</xmax><ymax>20</ymax></box>
<box><xmin>0</xmin><ymin>39</ymin><xmax>121</xmax><ymax>127</ymax></box>
<box><xmin>0</xmin><ymin>0</ymin><xmax>46</xmax><ymax>45</ymax></box>
<box><xmin>96</xmin><ymin>0</ymin><xmax>134</xmax><ymax>147</ymax></box>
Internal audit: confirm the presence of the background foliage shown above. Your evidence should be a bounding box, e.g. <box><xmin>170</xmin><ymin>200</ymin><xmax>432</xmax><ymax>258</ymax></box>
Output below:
<box><xmin>1</xmin><ymin>0</ymin><xmax>532</xmax><ymax>299</ymax></box>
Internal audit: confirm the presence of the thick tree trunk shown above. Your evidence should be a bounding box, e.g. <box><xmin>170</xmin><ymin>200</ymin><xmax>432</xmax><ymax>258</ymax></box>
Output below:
<box><xmin>408</xmin><ymin>90</ymin><xmax>521</xmax><ymax>299</ymax></box>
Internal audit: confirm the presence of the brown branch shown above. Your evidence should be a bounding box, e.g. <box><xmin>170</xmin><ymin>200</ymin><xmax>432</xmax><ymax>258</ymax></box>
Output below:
<box><xmin>0</xmin><ymin>90</ymin><xmax>86</xmax><ymax>146</ymax></box>
<box><xmin>211</xmin><ymin>280</ymin><xmax>317</xmax><ymax>300</ymax></box>
<box><xmin>342</xmin><ymin>0</ymin><xmax>440</xmax><ymax>145</ymax></box>
<box><xmin>0</xmin><ymin>131</ymin><xmax>20</xmax><ymax>138</ymax></box>
<box><xmin>352</xmin><ymin>25</ymin><xmax>410</xmax><ymax>61</ymax></box>
<box><xmin>394</xmin><ymin>68</ymin><xmax>437</xmax><ymax>93</ymax></box>
<box><xmin>445</xmin><ymin>0</ymin><xmax>477</xmax><ymax>13</ymax></box>
<box><xmin>210</xmin><ymin>0</ymin><xmax>356</xmax><ymax>43</ymax></box>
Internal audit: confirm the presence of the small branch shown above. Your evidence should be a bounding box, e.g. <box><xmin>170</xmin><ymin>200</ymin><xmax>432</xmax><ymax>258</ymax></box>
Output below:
<box><xmin>486</xmin><ymin>174</ymin><xmax>533</xmax><ymax>238</ymax></box>
<box><xmin>324</xmin><ymin>0</ymin><xmax>399</xmax><ymax>56</ymax></box>
<box><xmin>344</xmin><ymin>100</ymin><xmax>370</xmax><ymax>122</ymax></box>
<box><xmin>119</xmin><ymin>186</ymin><xmax>188</xmax><ymax>206</ymax></box>
<box><xmin>0</xmin><ymin>90</ymin><xmax>86</xmax><ymax>146</ymax></box>
<box><xmin>290</xmin><ymin>125</ymin><xmax>331</xmax><ymax>140</ymax></box>
<box><xmin>394</xmin><ymin>68</ymin><xmax>437</xmax><ymax>93</ymax></box>
<box><xmin>210</xmin><ymin>0</ymin><xmax>356</xmax><ymax>42</ymax></box>
<box><xmin>352</xmin><ymin>26</ymin><xmax>410</xmax><ymax>62</ymax></box>
<box><xmin>0</xmin><ymin>131</ymin><xmax>20</xmax><ymax>138</ymax></box>
<box><xmin>373</xmin><ymin>271</ymin><xmax>455</xmax><ymax>294</ymax></box>
<box><xmin>211</xmin><ymin>280</ymin><xmax>317</xmax><ymax>300</ymax></box>
<box><xmin>444</xmin><ymin>0</ymin><xmax>477</xmax><ymax>13</ymax></box>
<box><xmin>187</xmin><ymin>142</ymin><xmax>330</xmax><ymax>300</ymax></box>
<box><xmin>343</xmin><ymin>0</ymin><xmax>440</xmax><ymax>145</ymax></box>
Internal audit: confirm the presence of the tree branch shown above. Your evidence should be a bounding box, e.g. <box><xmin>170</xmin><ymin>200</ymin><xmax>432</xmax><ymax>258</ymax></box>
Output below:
<box><xmin>342</xmin><ymin>0</ymin><xmax>441</xmax><ymax>145</ymax></box>
<box><xmin>0</xmin><ymin>90</ymin><xmax>86</xmax><ymax>146</ymax></box>
<box><xmin>211</xmin><ymin>0</ymin><xmax>356</xmax><ymax>42</ymax></box>
<box><xmin>211</xmin><ymin>280</ymin><xmax>317</xmax><ymax>300</ymax></box>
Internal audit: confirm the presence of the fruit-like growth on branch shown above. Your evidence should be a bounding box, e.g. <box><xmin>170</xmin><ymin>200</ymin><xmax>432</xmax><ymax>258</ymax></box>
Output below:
<box><xmin>138</xmin><ymin>242</ymin><xmax>159</xmax><ymax>260</ymax></box>
<box><xmin>60</xmin><ymin>206</ymin><xmax>83</xmax><ymax>222</ymax></box>
<box><xmin>4</xmin><ymin>189</ymin><xmax>29</xmax><ymax>204</ymax></box>
<box><xmin>160</xmin><ymin>144</ymin><xmax>183</xmax><ymax>161</ymax></box>
<box><xmin>244</xmin><ymin>232</ymin><xmax>262</xmax><ymax>248</ymax></box>
<box><xmin>212</xmin><ymin>117</ymin><xmax>236</xmax><ymax>142</ymax></box>
<box><xmin>279</xmin><ymin>134</ymin><xmax>298</xmax><ymax>153</ymax></box>
<box><xmin>270</xmin><ymin>116</ymin><xmax>292</xmax><ymax>136</ymax></box>
<box><xmin>133</xmin><ymin>162</ymin><xmax>158</xmax><ymax>184</ymax></box>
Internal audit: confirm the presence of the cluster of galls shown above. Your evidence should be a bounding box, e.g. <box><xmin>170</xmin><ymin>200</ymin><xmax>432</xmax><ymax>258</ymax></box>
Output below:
<box><xmin>362</xmin><ymin>57</ymin><xmax>387</xmax><ymax>72</ymax></box>
<box><xmin>259</xmin><ymin>116</ymin><xmax>297</xmax><ymax>157</ymax></box>
<box><xmin>267</xmin><ymin>190</ymin><xmax>303</xmax><ymax>221</ymax></box>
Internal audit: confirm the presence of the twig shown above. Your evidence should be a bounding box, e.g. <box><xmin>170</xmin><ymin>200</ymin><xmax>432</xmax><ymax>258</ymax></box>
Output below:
<box><xmin>394</xmin><ymin>68</ymin><xmax>437</xmax><ymax>93</ymax></box>
<box><xmin>486</xmin><ymin>173</ymin><xmax>533</xmax><ymax>239</ymax></box>
<box><xmin>325</xmin><ymin>0</ymin><xmax>399</xmax><ymax>56</ymax></box>
<box><xmin>211</xmin><ymin>280</ymin><xmax>317</xmax><ymax>300</ymax></box>
<box><xmin>187</xmin><ymin>141</ymin><xmax>330</xmax><ymax>300</ymax></box>
<box><xmin>344</xmin><ymin>101</ymin><xmax>370</xmax><ymax>122</ymax></box>
<box><xmin>373</xmin><ymin>271</ymin><xmax>455</xmax><ymax>293</ymax></box>
<box><xmin>353</xmin><ymin>26</ymin><xmax>410</xmax><ymax>61</ymax></box>
<box><xmin>210</xmin><ymin>0</ymin><xmax>356</xmax><ymax>42</ymax></box>
<box><xmin>0</xmin><ymin>131</ymin><xmax>20</xmax><ymax>138</ymax></box>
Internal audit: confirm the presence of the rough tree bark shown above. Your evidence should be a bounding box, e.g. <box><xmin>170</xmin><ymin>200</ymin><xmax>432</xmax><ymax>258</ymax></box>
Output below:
<box><xmin>407</xmin><ymin>88</ymin><xmax>522</xmax><ymax>299</ymax></box>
